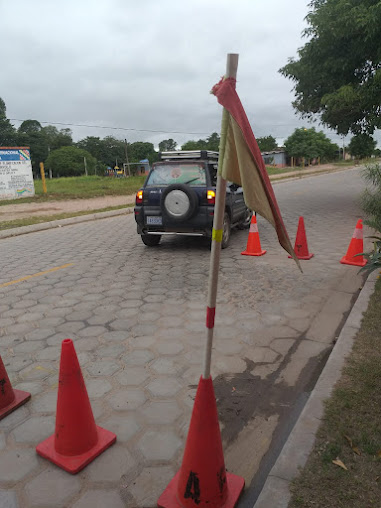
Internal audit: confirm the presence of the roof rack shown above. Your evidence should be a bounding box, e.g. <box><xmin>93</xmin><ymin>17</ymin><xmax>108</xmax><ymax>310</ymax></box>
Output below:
<box><xmin>159</xmin><ymin>150</ymin><xmax>219</xmax><ymax>161</ymax></box>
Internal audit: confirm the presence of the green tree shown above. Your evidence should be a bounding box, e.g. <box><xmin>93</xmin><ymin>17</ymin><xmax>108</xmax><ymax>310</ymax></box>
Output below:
<box><xmin>46</xmin><ymin>146</ymin><xmax>96</xmax><ymax>177</ymax></box>
<box><xmin>285</xmin><ymin>127</ymin><xmax>338</xmax><ymax>162</ymax></box>
<box><xmin>101</xmin><ymin>136</ymin><xmax>126</xmax><ymax>166</ymax></box>
<box><xmin>181</xmin><ymin>133</ymin><xmax>220</xmax><ymax>151</ymax></box>
<box><xmin>280</xmin><ymin>0</ymin><xmax>381</xmax><ymax>135</ymax></box>
<box><xmin>158</xmin><ymin>139</ymin><xmax>177</xmax><ymax>152</ymax></box>
<box><xmin>129</xmin><ymin>141</ymin><xmax>157</xmax><ymax>164</ymax></box>
<box><xmin>42</xmin><ymin>125</ymin><xmax>73</xmax><ymax>151</ymax></box>
<box><xmin>76</xmin><ymin>136</ymin><xmax>107</xmax><ymax>167</ymax></box>
<box><xmin>348</xmin><ymin>134</ymin><xmax>377</xmax><ymax>159</ymax></box>
<box><xmin>0</xmin><ymin>97</ymin><xmax>18</xmax><ymax>145</ymax></box>
<box><xmin>181</xmin><ymin>139</ymin><xmax>207</xmax><ymax>150</ymax></box>
<box><xmin>206</xmin><ymin>132</ymin><xmax>220</xmax><ymax>151</ymax></box>
<box><xmin>257</xmin><ymin>135</ymin><xmax>277</xmax><ymax>152</ymax></box>
<box><xmin>17</xmin><ymin>120</ymin><xmax>48</xmax><ymax>171</ymax></box>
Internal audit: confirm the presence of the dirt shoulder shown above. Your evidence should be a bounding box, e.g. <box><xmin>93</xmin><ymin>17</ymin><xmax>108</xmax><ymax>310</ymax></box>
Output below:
<box><xmin>0</xmin><ymin>194</ymin><xmax>136</xmax><ymax>222</ymax></box>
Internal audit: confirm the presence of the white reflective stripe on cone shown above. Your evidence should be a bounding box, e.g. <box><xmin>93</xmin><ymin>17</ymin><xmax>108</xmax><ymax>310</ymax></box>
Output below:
<box><xmin>249</xmin><ymin>223</ymin><xmax>258</xmax><ymax>234</ymax></box>
<box><xmin>353</xmin><ymin>228</ymin><xmax>363</xmax><ymax>239</ymax></box>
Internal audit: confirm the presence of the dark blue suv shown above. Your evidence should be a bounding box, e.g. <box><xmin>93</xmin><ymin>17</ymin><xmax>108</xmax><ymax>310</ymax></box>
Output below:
<box><xmin>134</xmin><ymin>150</ymin><xmax>252</xmax><ymax>247</ymax></box>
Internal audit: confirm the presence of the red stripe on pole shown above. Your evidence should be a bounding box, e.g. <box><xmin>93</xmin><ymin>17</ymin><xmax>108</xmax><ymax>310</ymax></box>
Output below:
<box><xmin>206</xmin><ymin>307</ymin><xmax>216</xmax><ymax>329</ymax></box>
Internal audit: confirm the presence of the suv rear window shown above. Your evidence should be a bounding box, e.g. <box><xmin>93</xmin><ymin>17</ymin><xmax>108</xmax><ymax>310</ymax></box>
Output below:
<box><xmin>146</xmin><ymin>163</ymin><xmax>206</xmax><ymax>186</ymax></box>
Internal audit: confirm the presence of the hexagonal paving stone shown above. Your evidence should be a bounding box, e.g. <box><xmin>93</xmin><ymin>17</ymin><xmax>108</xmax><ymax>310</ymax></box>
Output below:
<box><xmin>56</xmin><ymin>321</ymin><xmax>86</xmax><ymax>334</ymax></box>
<box><xmin>97</xmin><ymin>344</ymin><xmax>126</xmax><ymax>358</ymax></box>
<box><xmin>129</xmin><ymin>336</ymin><xmax>156</xmax><ymax>348</ymax></box>
<box><xmin>46</xmin><ymin>333</ymin><xmax>70</xmax><ymax>347</ymax></box>
<box><xmin>150</xmin><ymin>358</ymin><xmax>183</xmax><ymax>375</ymax></box>
<box><xmin>109</xmin><ymin>388</ymin><xmax>146</xmax><ymax>410</ymax></box>
<box><xmin>137</xmin><ymin>429</ymin><xmax>182</xmax><ymax>461</ymax></box>
<box><xmin>25</xmin><ymin>328</ymin><xmax>55</xmax><ymax>341</ymax></box>
<box><xmin>13</xmin><ymin>380</ymin><xmax>43</xmax><ymax>396</ymax></box>
<box><xmin>24</xmin><ymin>468</ymin><xmax>81</xmax><ymax>507</ymax></box>
<box><xmin>102</xmin><ymin>331</ymin><xmax>129</xmax><ymax>342</ymax></box>
<box><xmin>66</xmin><ymin>310</ymin><xmax>93</xmax><ymax>321</ymax></box>
<box><xmin>116</xmin><ymin>308</ymin><xmax>138</xmax><ymax>320</ymax></box>
<box><xmin>155</xmin><ymin>341</ymin><xmax>184</xmax><ymax>355</ymax></box>
<box><xmin>215</xmin><ymin>340</ymin><xmax>244</xmax><ymax>355</ymax></box>
<box><xmin>85</xmin><ymin>378</ymin><xmax>113</xmax><ymax>399</ymax></box>
<box><xmin>99</xmin><ymin>413</ymin><xmax>140</xmax><ymax>442</ymax></box>
<box><xmin>17</xmin><ymin>312</ymin><xmax>45</xmax><ymax>323</ymax></box>
<box><xmin>30</xmin><ymin>390</ymin><xmax>57</xmax><ymax>413</ymax></box>
<box><xmin>86</xmin><ymin>445</ymin><xmax>136</xmax><ymax>482</ymax></box>
<box><xmin>109</xmin><ymin>319</ymin><xmax>137</xmax><ymax>331</ymax></box>
<box><xmin>19</xmin><ymin>362</ymin><xmax>55</xmax><ymax>381</ymax></box>
<box><xmin>72</xmin><ymin>490</ymin><xmax>125</xmax><ymax>508</ymax></box>
<box><xmin>78</xmin><ymin>326</ymin><xmax>107</xmax><ymax>338</ymax></box>
<box><xmin>0</xmin><ymin>449</ymin><xmax>39</xmax><ymax>482</ymax></box>
<box><xmin>73</xmin><ymin>338</ymin><xmax>99</xmax><ymax>351</ymax></box>
<box><xmin>130</xmin><ymin>324</ymin><xmax>156</xmax><ymax>337</ymax></box>
<box><xmin>129</xmin><ymin>466</ymin><xmax>175</xmax><ymax>507</ymax></box>
<box><xmin>86</xmin><ymin>360</ymin><xmax>120</xmax><ymax>377</ymax></box>
<box><xmin>116</xmin><ymin>367</ymin><xmax>150</xmax><ymax>386</ymax></box>
<box><xmin>121</xmin><ymin>350</ymin><xmax>154</xmax><ymax>366</ymax></box>
<box><xmin>245</xmin><ymin>347</ymin><xmax>280</xmax><ymax>364</ymax></box>
<box><xmin>0</xmin><ymin>406</ymin><xmax>29</xmax><ymax>431</ymax></box>
<box><xmin>35</xmin><ymin>346</ymin><xmax>61</xmax><ymax>362</ymax></box>
<box><xmin>87</xmin><ymin>314</ymin><xmax>114</xmax><ymax>326</ymax></box>
<box><xmin>3</xmin><ymin>357</ymin><xmax>33</xmax><ymax>373</ymax></box>
<box><xmin>146</xmin><ymin>378</ymin><xmax>183</xmax><ymax>398</ymax></box>
<box><xmin>13</xmin><ymin>340</ymin><xmax>45</xmax><ymax>354</ymax></box>
<box><xmin>139</xmin><ymin>400</ymin><xmax>182</xmax><ymax>425</ymax></box>
<box><xmin>11</xmin><ymin>415</ymin><xmax>55</xmax><ymax>444</ymax></box>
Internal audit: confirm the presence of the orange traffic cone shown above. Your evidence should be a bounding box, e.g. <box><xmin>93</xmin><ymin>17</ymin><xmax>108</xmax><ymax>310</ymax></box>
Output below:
<box><xmin>241</xmin><ymin>215</ymin><xmax>266</xmax><ymax>256</ymax></box>
<box><xmin>340</xmin><ymin>219</ymin><xmax>367</xmax><ymax>267</ymax></box>
<box><xmin>0</xmin><ymin>356</ymin><xmax>31</xmax><ymax>420</ymax></box>
<box><xmin>158</xmin><ymin>376</ymin><xmax>244</xmax><ymax>508</ymax></box>
<box><xmin>36</xmin><ymin>339</ymin><xmax>116</xmax><ymax>474</ymax></box>
<box><xmin>288</xmin><ymin>216</ymin><xmax>314</xmax><ymax>260</ymax></box>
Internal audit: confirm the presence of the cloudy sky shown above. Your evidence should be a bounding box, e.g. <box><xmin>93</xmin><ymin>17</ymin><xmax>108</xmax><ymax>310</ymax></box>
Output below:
<box><xmin>1</xmin><ymin>0</ymin><xmax>374</xmax><ymax>149</ymax></box>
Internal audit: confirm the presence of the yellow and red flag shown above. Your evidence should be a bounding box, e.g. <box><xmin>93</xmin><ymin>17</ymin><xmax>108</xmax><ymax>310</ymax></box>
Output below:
<box><xmin>212</xmin><ymin>77</ymin><xmax>299</xmax><ymax>266</ymax></box>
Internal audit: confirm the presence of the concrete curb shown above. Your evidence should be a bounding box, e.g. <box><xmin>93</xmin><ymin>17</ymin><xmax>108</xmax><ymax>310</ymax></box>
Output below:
<box><xmin>0</xmin><ymin>207</ymin><xmax>134</xmax><ymax>240</ymax></box>
<box><xmin>0</xmin><ymin>166</ymin><xmax>358</xmax><ymax>241</ymax></box>
<box><xmin>253</xmin><ymin>269</ymin><xmax>379</xmax><ymax>508</ymax></box>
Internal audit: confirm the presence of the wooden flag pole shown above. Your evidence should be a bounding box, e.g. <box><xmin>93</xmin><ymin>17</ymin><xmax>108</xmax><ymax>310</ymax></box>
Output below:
<box><xmin>203</xmin><ymin>53</ymin><xmax>239</xmax><ymax>380</ymax></box>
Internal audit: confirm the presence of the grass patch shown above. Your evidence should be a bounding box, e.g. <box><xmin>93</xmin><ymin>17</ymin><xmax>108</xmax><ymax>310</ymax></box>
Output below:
<box><xmin>266</xmin><ymin>166</ymin><xmax>299</xmax><ymax>175</ymax></box>
<box><xmin>332</xmin><ymin>158</ymin><xmax>380</xmax><ymax>167</ymax></box>
<box><xmin>0</xmin><ymin>204</ymin><xmax>133</xmax><ymax>230</ymax></box>
<box><xmin>0</xmin><ymin>175</ymin><xmax>146</xmax><ymax>206</ymax></box>
<box><xmin>289</xmin><ymin>277</ymin><xmax>381</xmax><ymax>508</ymax></box>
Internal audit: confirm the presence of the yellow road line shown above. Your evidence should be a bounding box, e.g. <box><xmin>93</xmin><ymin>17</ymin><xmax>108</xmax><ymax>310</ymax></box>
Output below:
<box><xmin>0</xmin><ymin>263</ymin><xmax>74</xmax><ymax>288</ymax></box>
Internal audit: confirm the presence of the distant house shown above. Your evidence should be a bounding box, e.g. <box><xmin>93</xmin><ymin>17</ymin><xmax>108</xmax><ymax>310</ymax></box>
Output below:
<box><xmin>261</xmin><ymin>150</ymin><xmax>287</xmax><ymax>168</ymax></box>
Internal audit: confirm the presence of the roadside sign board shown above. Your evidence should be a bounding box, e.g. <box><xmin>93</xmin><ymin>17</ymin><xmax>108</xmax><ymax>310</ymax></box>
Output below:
<box><xmin>0</xmin><ymin>147</ymin><xmax>35</xmax><ymax>200</ymax></box>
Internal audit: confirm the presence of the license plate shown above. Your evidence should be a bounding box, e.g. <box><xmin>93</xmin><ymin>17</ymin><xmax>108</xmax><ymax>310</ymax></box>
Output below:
<box><xmin>146</xmin><ymin>216</ymin><xmax>162</xmax><ymax>225</ymax></box>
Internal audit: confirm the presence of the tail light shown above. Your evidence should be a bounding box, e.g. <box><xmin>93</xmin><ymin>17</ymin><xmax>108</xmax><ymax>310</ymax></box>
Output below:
<box><xmin>207</xmin><ymin>190</ymin><xmax>216</xmax><ymax>205</ymax></box>
<box><xmin>136</xmin><ymin>190</ymin><xmax>143</xmax><ymax>205</ymax></box>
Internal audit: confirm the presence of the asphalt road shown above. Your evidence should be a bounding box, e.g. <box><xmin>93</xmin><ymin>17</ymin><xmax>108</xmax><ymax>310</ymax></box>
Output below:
<box><xmin>0</xmin><ymin>168</ymin><xmax>367</xmax><ymax>508</ymax></box>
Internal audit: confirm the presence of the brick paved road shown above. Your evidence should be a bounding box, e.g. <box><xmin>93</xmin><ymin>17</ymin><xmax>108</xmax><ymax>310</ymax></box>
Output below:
<box><xmin>0</xmin><ymin>168</ymin><xmax>367</xmax><ymax>507</ymax></box>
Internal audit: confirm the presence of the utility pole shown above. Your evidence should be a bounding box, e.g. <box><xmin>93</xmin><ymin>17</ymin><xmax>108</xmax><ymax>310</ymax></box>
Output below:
<box><xmin>47</xmin><ymin>146</ymin><xmax>52</xmax><ymax>179</ymax></box>
<box><xmin>342</xmin><ymin>135</ymin><xmax>345</xmax><ymax>160</ymax></box>
<box><xmin>84</xmin><ymin>157</ymin><xmax>88</xmax><ymax>176</ymax></box>
<box><xmin>124</xmin><ymin>139</ymin><xmax>131</xmax><ymax>177</ymax></box>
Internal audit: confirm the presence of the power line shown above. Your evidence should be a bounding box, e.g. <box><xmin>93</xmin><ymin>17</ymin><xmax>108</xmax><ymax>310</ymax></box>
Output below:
<box><xmin>9</xmin><ymin>119</ymin><xmax>211</xmax><ymax>136</ymax></box>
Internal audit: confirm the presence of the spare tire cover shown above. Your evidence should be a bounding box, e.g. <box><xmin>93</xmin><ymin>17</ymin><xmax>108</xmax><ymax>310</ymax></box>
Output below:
<box><xmin>161</xmin><ymin>184</ymin><xmax>198</xmax><ymax>221</ymax></box>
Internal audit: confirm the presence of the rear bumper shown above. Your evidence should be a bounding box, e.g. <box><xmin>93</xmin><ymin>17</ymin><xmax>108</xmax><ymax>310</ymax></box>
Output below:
<box><xmin>134</xmin><ymin>206</ymin><xmax>214</xmax><ymax>237</ymax></box>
